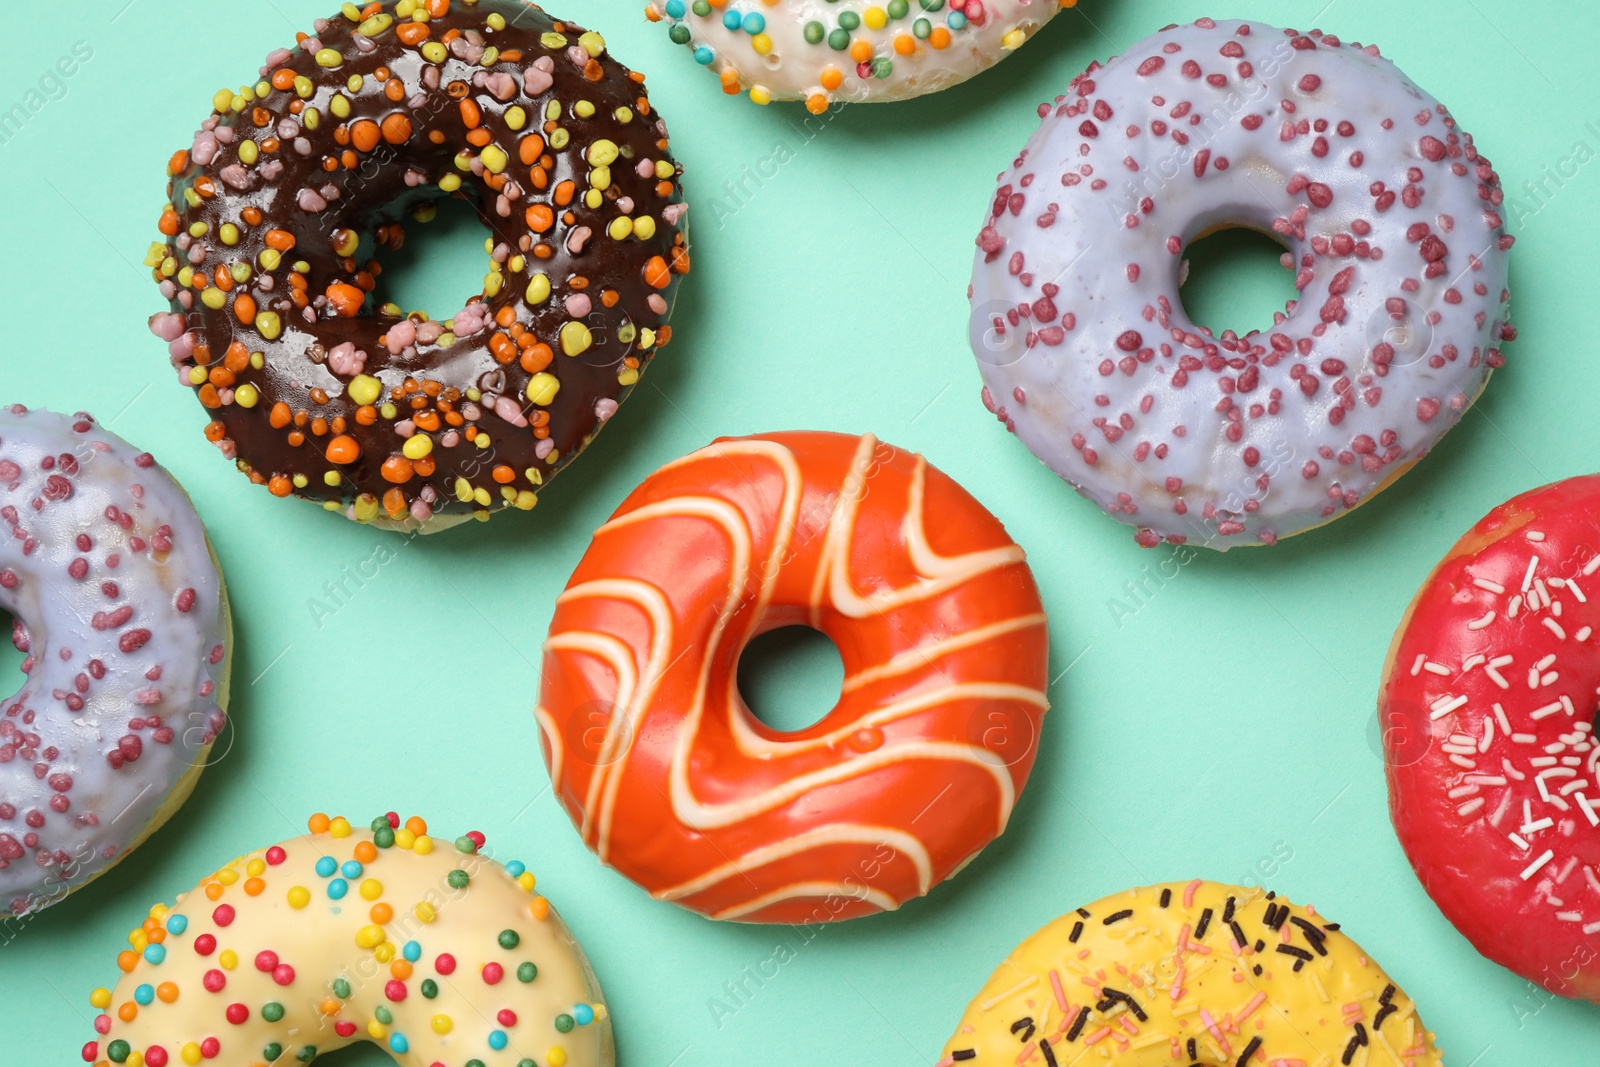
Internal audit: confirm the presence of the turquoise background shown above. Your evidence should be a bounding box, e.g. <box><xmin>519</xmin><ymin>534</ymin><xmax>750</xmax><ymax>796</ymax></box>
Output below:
<box><xmin>0</xmin><ymin>0</ymin><xmax>1595</xmax><ymax>1062</ymax></box>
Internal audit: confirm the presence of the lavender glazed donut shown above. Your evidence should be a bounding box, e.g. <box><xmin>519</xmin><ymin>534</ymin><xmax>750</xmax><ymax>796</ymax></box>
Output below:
<box><xmin>0</xmin><ymin>406</ymin><xmax>231</xmax><ymax>919</ymax></box>
<box><xmin>970</xmin><ymin>18</ymin><xmax>1515</xmax><ymax>548</ymax></box>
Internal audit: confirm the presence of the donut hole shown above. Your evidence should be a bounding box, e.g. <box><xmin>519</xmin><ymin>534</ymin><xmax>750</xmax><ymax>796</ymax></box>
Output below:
<box><xmin>369</xmin><ymin>193</ymin><xmax>497</xmax><ymax>323</ymax></box>
<box><xmin>0</xmin><ymin>609</ymin><xmax>23</xmax><ymax>681</ymax></box>
<box><xmin>1177</xmin><ymin>227</ymin><xmax>1299</xmax><ymax>339</ymax></box>
<box><xmin>736</xmin><ymin>625</ymin><xmax>845</xmax><ymax>734</ymax></box>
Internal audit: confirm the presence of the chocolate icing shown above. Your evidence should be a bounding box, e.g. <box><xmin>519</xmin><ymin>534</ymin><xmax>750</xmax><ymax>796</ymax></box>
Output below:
<box><xmin>149</xmin><ymin>0</ymin><xmax>690</xmax><ymax>528</ymax></box>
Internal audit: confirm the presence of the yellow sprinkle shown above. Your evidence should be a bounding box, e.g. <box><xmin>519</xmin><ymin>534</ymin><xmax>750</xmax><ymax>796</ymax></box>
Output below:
<box><xmin>360</xmin><ymin>878</ymin><xmax>384</xmax><ymax>901</ymax></box>
<box><xmin>559</xmin><ymin>321</ymin><xmax>592</xmax><ymax>357</ymax></box>
<box><xmin>292</xmin><ymin>474</ymin><xmax>308</xmax><ymax>489</ymax></box>
<box><xmin>749</xmin><ymin>87</ymin><xmax>772</xmax><ymax>106</ymax></box>
<box><xmin>353</xmin><ymin>495</ymin><xmax>381</xmax><ymax>523</ymax></box>
<box><xmin>90</xmin><ymin>988</ymin><xmax>112</xmax><ymax>1010</ymax></box>
<box><xmin>211</xmin><ymin>88</ymin><xmax>234</xmax><ymax>113</ymax></box>
<box><xmin>246</xmin><ymin>858</ymin><xmax>266</xmax><ymax>877</ymax></box>
<box><xmin>348</xmin><ymin>375</ymin><xmax>383</xmax><ymax>407</ymax></box>
<box><xmin>505</xmin><ymin>105</ymin><xmax>526</xmax><ymax>131</ymax></box>
<box><xmin>329</xmin><ymin>816</ymin><xmax>352</xmax><ymax>838</ymax></box>
<box><xmin>548</xmin><ymin>1047</ymin><xmax>568</xmax><ymax>1067</ymax></box>
<box><xmin>517</xmin><ymin>871</ymin><xmax>536</xmax><ymax>892</ymax></box>
<box><xmin>487</xmin><ymin>11</ymin><xmax>507</xmax><ymax>30</ymax></box>
<box><xmin>583</xmin><ymin>188</ymin><xmax>602</xmax><ymax>209</ymax></box>
<box><xmin>303</xmin><ymin>107</ymin><xmax>321</xmax><ymax>131</ymax></box>
<box><xmin>639</xmin><ymin>328</ymin><xmax>657</xmax><ymax>349</ymax></box>
<box><xmin>355</xmin><ymin>924</ymin><xmax>386</xmax><ymax>949</ymax></box>
<box><xmin>480</xmin><ymin>144</ymin><xmax>508</xmax><ymax>174</ymax></box>
<box><xmin>379</xmin><ymin>402</ymin><xmax>398</xmax><ymax>420</ymax></box>
<box><xmin>864</xmin><ymin>6</ymin><xmax>888</xmax><ymax>29</ymax></box>
<box><xmin>633</xmin><ymin>216</ymin><xmax>657</xmax><ymax>240</ymax></box>
<box><xmin>234</xmin><ymin>384</ymin><xmax>260</xmax><ymax>409</ymax></box>
<box><xmin>655</xmin><ymin>159</ymin><xmax>676</xmax><ymax>180</ymax></box>
<box><xmin>617</xmin><ymin>367</ymin><xmax>639</xmax><ymax>387</ymax></box>
<box><xmin>578</xmin><ymin>30</ymin><xmax>606</xmax><ymax>57</ymax></box>
<box><xmin>395</xmin><ymin>828</ymin><xmax>417</xmax><ymax>849</ymax></box>
<box><xmin>574</xmin><ymin>100</ymin><xmax>595</xmax><ymax>119</ymax></box>
<box><xmin>541</xmin><ymin>32</ymin><xmax>568</xmax><ymax>49</ymax></box>
<box><xmin>473</xmin><ymin>487</ymin><xmax>492</xmax><ymax>505</ymax></box>
<box><xmin>751</xmin><ymin>33</ymin><xmax>773</xmax><ymax>56</ymax></box>
<box><xmin>288</xmin><ymin>886</ymin><xmax>311</xmax><ymax>909</ymax></box>
<box><xmin>587</xmin><ymin>138</ymin><xmax>619</xmax><ymax>166</ymax></box>
<box><xmin>414</xmin><ymin>902</ymin><xmax>437</xmax><ymax>923</ymax></box>
<box><xmin>526</xmin><ymin>274</ymin><xmax>551</xmax><ymax>304</ymax></box>
<box><xmin>315</xmin><ymin>48</ymin><xmax>343</xmax><ymax>67</ymax></box>
<box><xmin>323</xmin><ymin>471</ymin><xmax>342</xmax><ymax>487</ymax></box>
<box><xmin>216</xmin><ymin>867</ymin><xmax>239</xmax><ymax>886</ymax></box>
<box><xmin>219</xmin><ymin>949</ymin><xmax>238</xmax><ymax>970</ymax></box>
<box><xmin>367</xmin><ymin>1019</ymin><xmax>388</xmax><ymax>1040</ymax></box>
<box><xmin>181</xmin><ymin>1042</ymin><xmax>203</xmax><ymax>1066</ymax></box>
<box><xmin>187</xmin><ymin>367</ymin><xmax>207</xmax><ymax>386</ymax></box>
<box><xmin>374</xmin><ymin>941</ymin><xmax>396</xmax><ymax>963</ymax></box>
<box><xmin>525</xmin><ymin>373</ymin><xmax>561</xmax><ymax>406</ymax></box>
<box><xmin>258</xmin><ymin>248</ymin><xmax>281</xmax><ymax>271</ymax></box>
<box><xmin>438</xmin><ymin>173</ymin><xmax>463</xmax><ymax>193</ymax></box>
<box><xmin>414</xmin><ymin>835</ymin><xmax>434</xmax><ymax>855</ymax></box>
<box><xmin>431</xmin><ymin>1014</ymin><xmax>454</xmax><ymax>1035</ymax></box>
<box><xmin>237</xmin><ymin>140</ymin><xmax>259</xmax><ymax>166</ymax></box>
<box><xmin>200</xmin><ymin>288</ymin><xmax>227</xmax><ymax>310</ymax></box>
<box><xmin>513</xmin><ymin>490</ymin><xmax>537</xmax><ymax>510</ymax></box>
<box><xmin>608</xmin><ymin>217</ymin><xmax>633</xmax><ymax>240</ymax></box>
<box><xmin>254</xmin><ymin>311</ymin><xmax>282</xmax><ymax>341</ymax></box>
<box><xmin>293</xmin><ymin>75</ymin><xmax>314</xmax><ymax>99</ymax></box>
<box><xmin>331</xmin><ymin>93</ymin><xmax>352</xmax><ymax>120</ymax></box>
<box><xmin>1002</xmin><ymin>27</ymin><xmax>1027</xmax><ymax>50</ymax></box>
<box><xmin>590</xmin><ymin>165</ymin><xmax>611</xmax><ymax>191</ymax></box>
<box><xmin>421</xmin><ymin>40</ymin><xmax>448</xmax><ymax>63</ymax></box>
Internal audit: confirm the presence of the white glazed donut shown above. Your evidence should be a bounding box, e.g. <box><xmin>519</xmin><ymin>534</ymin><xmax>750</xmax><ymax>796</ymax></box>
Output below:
<box><xmin>969</xmin><ymin>18</ymin><xmax>1515</xmax><ymax>548</ymax></box>
<box><xmin>0</xmin><ymin>405</ymin><xmax>230</xmax><ymax>918</ymax></box>
<box><xmin>644</xmin><ymin>0</ymin><xmax>1076</xmax><ymax>111</ymax></box>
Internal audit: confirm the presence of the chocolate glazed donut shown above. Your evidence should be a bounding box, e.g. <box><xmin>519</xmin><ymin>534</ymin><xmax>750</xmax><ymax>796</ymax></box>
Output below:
<box><xmin>147</xmin><ymin>0</ymin><xmax>691</xmax><ymax>531</ymax></box>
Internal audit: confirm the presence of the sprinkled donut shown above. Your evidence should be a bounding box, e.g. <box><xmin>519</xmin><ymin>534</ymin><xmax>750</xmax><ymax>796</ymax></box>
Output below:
<box><xmin>82</xmin><ymin>812</ymin><xmax>611</xmax><ymax>1067</ymax></box>
<box><xmin>538</xmin><ymin>431</ymin><xmax>1049</xmax><ymax>922</ymax></box>
<box><xmin>147</xmin><ymin>0</ymin><xmax>690</xmax><ymax>533</ymax></box>
<box><xmin>0</xmin><ymin>406</ymin><xmax>230</xmax><ymax>920</ymax></box>
<box><xmin>645</xmin><ymin>0</ymin><xmax>1077</xmax><ymax>112</ymax></box>
<box><xmin>970</xmin><ymin>18</ymin><xmax>1515</xmax><ymax>549</ymax></box>
<box><xmin>940</xmin><ymin>880</ymin><xmax>1443</xmax><ymax>1066</ymax></box>
<box><xmin>1382</xmin><ymin>475</ymin><xmax>1600</xmax><ymax>1002</ymax></box>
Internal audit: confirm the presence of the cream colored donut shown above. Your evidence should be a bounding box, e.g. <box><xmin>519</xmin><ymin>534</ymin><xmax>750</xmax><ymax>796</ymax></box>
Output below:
<box><xmin>81</xmin><ymin>813</ymin><xmax>610</xmax><ymax>1067</ymax></box>
<box><xmin>644</xmin><ymin>0</ymin><xmax>1078</xmax><ymax>111</ymax></box>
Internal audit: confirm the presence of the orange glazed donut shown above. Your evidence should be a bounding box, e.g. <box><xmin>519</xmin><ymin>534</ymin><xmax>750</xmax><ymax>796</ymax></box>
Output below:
<box><xmin>537</xmin><ymin>431</ymin><xmax>1050</xmax><ymax>923</ymax></box>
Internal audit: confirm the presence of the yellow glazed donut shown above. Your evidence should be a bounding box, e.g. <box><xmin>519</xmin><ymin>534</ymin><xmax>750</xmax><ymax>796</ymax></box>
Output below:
<box><xmin>940</xmin><ymin>881</ymin><xmax>1442</xmax><ymax>1067</ymax></box>
<box><xmin>81</xmin><ymin>813</ymin><xmax>611</xmax><ymax>1067</ymax></box>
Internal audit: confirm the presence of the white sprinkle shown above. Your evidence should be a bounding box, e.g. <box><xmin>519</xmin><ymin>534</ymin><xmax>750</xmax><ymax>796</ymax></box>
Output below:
<box><xmin>1558</xmin><ymin>857</ymin><xmax>1580</xmax><ymax>883</ymax></box>
<box><xmin>1523</xmin><ymin>556</ymin><xmax>1541</xmax><ymax>592</ymax></box>
<box><xmin>1585</xmin><ymin>867</ymin><xmax>1600</xmax><ymax>897</ymax></box>
<box><xmin>1561</xmin><ymin>694</ymin><xmax>1576</xmax><ymax>717</ymax></box>
<box><xmin>1430</xmin><ymin>694</ymin><xmax>1469</xmax><ymax>719</ymax></box>
<box><xmin>1441</xmin><ymin>743</ymin><xmax>1479</xmax><ymax>756</ymax></box>
<box><xmin>1579</xmin><ymin>627</ymin><xmax>1594</xmax><ymax>642</ymax></box>
<box><xmin>1585</xmin><ymin>554</ymin><xmax>1600</xmax><ymax>576</ymax></box>
<box><xmin>1536</xmin><ymin>579</ymin><xmax>1552</xmax><ymax>608</ymax></box>
<box><xmin>1532</xmin><ymin>701</ymin><xmax>1566</xmax><ymax>721</ymax></box>
<box><xmin>1494</xmin><ymin>703</ymin><xmax>1513</xmax><ymax>734</ymax></box>
<box><xmin>1449</xmin><ymin>754</ymin><xmax>1478</xmax><ymax>770</ymax></box>
<box><xmin>1424</xmin><ymin>661</ymin><xmax>1453</xmax><ymax>676</ymax></box>
<box><xmin>1522</xmin><ymin>817</ymin><xmax>1555</xmax><ymax>833</ymax></box>
<box><xmin>1486</xmin><ymin>662</ymin><xmax>1512</xmax><ymax>690</ymax></box>
<box><xmin>1509</xmin><ymin>596</ymin><xmax>1523</xmax><ymax>618</ymax></box>
<box><xmin>1539</xmin><ymin>765</ymin><xmax>1576</xmax><ymax>779</ymax></box>
<box><xmin>1562</xmin><ymin>779</ymin><xmax>1590</xmax><ymax>796</ymax></box>
<box><xmin>1580</xmin><ymin>795</ymin><xmax>1600</xmax><ymax>827</ymax></box>
<box><xmin>1521</xmin><ymin>850</ymin><xmax>1556</xmax><ymax>880</ymax></box>
<box><xmin>1583</xmin><ymin>920</ymin><xmax>1600</xmax><ymax>935</ymax></box>
<box><xmin>1554</xmin><ymin>600</ymin><xmax>1565</xmax><ymax>617</ymax></box>
<box><xmin>1558</xmin><ymin>911</ymin><xmax>1584</xmax><ymax>921</ymax></box>
<box><xmin>1528</xmin><ymin>531</ymin><xmax>1547</xmax><ymax>542</ymax></box>
<box><xmin>1568</xmin><ymin>581</ymin><xmax>1588</xmax><ymax>605</ymax></box>
<box><xmin>1509</xmin><ymin>832</ymin><xmax>1531</xmax><ymax>850</ymax></box>
<box><xmin>1448</xmin><ymin>784</ymin><xmax>1482</xmax><ymax>799</ymax></box>
<box><xmin>1529</xmin><ymin>667</ymin><xmax>1543</xmax><ymax>689</ymax></box>
<box><xmin>1544</xmin><ymin>618</ymin><xmax>1568</xmax><ymax>640</ymax></box>
<box><xmin>1409</xmin><ymin>653</ymin><xmax>1426</xmax><ymax>677</ymax></box>
<box><xmin>1543</xmin><ymin>670</ymin><xmax>1561</xmax><ymax>687</ymax></box>
<box><xmin>1513</xmin><ymin>733</ymin><xmax>1538</xmax><ymax>744</ymax></box>
<box><xmin>1466</xmin><ymin>774</ymin><xmax>1508</xmax><ymax>785</ymax></box>
<box><xmin>1474</xmin><ymin>577</ymin><xmax>1507</xmax><ymax>594</ymax></box>
<box><xmin>1504</xmin><ymin>758</ymin><xmax>1528</xmax><ymax>780</ymax></box>
<box><xmin>1456</xmin><ymin>799</ymin><xmax>1485</xmax><ymax>817</ymax></box>
<box><xmin>1537</xmin><ymin>653</ymin><xmax>1558</xmax><ymax>670</ymax></box>
<box><xmin>1468</xmin><ymin>612</ymin><xmax>1497</xmax><ymax>631</ymax></box>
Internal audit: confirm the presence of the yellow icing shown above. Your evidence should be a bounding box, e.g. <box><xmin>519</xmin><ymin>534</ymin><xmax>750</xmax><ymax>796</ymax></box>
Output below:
<box><xmin>941</xmin><ymin>881</ymin><xmax>1442</xmax><ymax>1066</ymax></box>
<box><xmin>87</xmin><ymin>818</ymin><xmax>612</xmax><ymax>1067</ymax></box>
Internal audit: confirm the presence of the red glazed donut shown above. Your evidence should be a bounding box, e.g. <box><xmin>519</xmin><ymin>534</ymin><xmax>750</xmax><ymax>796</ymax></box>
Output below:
<box><xmin>538</xmin><ymin>432</ymin><xmax>1050</xmax><ymax>922</ymax></box>
<box><xmin>1382</xmin><ymin>475</ymin><xmax>1600</xmax><ymax>1001</ymax></box>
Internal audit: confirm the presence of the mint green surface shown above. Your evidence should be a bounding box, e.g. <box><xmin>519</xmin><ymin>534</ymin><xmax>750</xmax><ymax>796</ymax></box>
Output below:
<box><xmin>0</xmin><ymin>0</ymin><xmax>1594</xmax><ymax>1062</ymax></box>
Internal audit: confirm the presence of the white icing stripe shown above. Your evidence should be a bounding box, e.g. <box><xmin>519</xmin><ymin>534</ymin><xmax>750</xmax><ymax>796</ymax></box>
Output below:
<box><xmin>842</xmin><ymin>613</ymin><xmax>1049</xmax><ymax>693</ymax></box>
<box><xmin>541</xmin><ymin>630</ymin><xmax>639</xmax><ymax>850</ymax></box>
<box><xmin>534</xmin><ymin>706</ymin><xmax>565</xmax><ymax>797</ymax></box>
<box><xmin>653</xmin><ymin>824</ymin><xmax>934</xmax><ymax>901</ymax></box>
<box><xmin>709</xmin><ymin>881</ymin><xmax>903</xmax><ymax>922</ymax></box>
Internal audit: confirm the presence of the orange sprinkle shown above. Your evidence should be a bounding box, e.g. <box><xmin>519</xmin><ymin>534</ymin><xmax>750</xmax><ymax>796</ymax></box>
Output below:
<box><xmin>308</xmin><ymin>813</ymin><xmax>331</xmax><ymax>833</ymax></box>
<box><xmin>520</xmin><ymin>343</ymin><xmax>553</xmax><ymax>375</ymax></box>
<box><xmin>158</xmin><ymin>208</ymin><xmax>180</xmax><ymax>236</ymax></box>
<box><xmin>267</xmin><ymin>475</ymin><xmax>293</xmax><ymax>498</ymax></box>
<box><xmin>354</xmin><ymin>840</ymin><xmax>378</xmax><ymax>863</ymax></box>
<box><xmin>492</xmin><ymin>465</ymin><xmax>515</xmax><ymax>485</ymax></box>
<box><xmin>204</xmin><ymin>882</ymin><xmax>225</xmax><ymax>901</ymax></box>
<box><xmin>381</xmin><ymin>487</ymin><xmax>406</xmax><ymax>518</ymax></box>
<box><xmin>325</xmin><ymin>435</ymin><xmax>360</xmax><ymax>464</ymax></box>
<box><xmin>525</xmin><ymin>204</ymin><xmax>555</xmax><ymax>233</ymax></box>
<box><xmin>350</xmin><ymin>120</ymin><xmax>381</xmax><ymax>153</ymax></box>
<box><xmin>264</xmin><ymin>229</ymin><xmax>296</xmax><ymax>252</ymax></box>
<box><xmin>325</xmin><ymin>283</ymin><xmax>365</xmax><ymax>317</ymax></box>
<box><xmin>819</xmin><ymin>67</ymin><xmax>844</xmax><ymax>91</ymax></box>
<box><xmin>644</xmin><ymin>256</ymin><xmax>670</xmax><ymax>289</ymax></box>
<box><xmin>156</xmin><ymin>983</ymin><xmax>179</xmax><ymax>1004</ymax></box>
<box><xmin>381</xmin><ymin>113</ymin><xmax>412</xmax><ymax>144</ymax></box>
<box><xmin>117</xmin><ymin>1002</ymin><xmax>138</xmax><ymax>1023</ymax></box>
<box><xmin>459</xmin><ymin>99</ymin><xmax>482</xmax><ymax>129</ymax></box>
<box><xmin>232</xmin><ymin>293</ymin><xmax>257</xmax><ymax>325</ymax></box>
<box><xmin>244</xmin><ymin>877</ymin><xmax>265</xmax><ymax>896</ymax></box>
<box><xmin>397</xmin><ymin>21</ymin><xmax>430</xmax><ymax>46</ymax></box>
<box><xmin>117</xmin><ymin>951</ymin><xmax>139</xmax><ymax>973</ymax></box>
<box><xmin>530</xmin><ymin>896</ymin><xmax>550</xmax><ymax>921</ymax></box>
<box><xmin>380</xmin><ymin>456</ymin><xmax>415</xmax><ymax>484</ymax></box>
<box><xmin>370</xmin><ymin>902</ymin><xmax>395</xmax><ymax>924</ymax></box>
<box><xmin>269</xmin><ymin>402</ymin><xmax>292</xmax><ymax>430</ymax></box>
